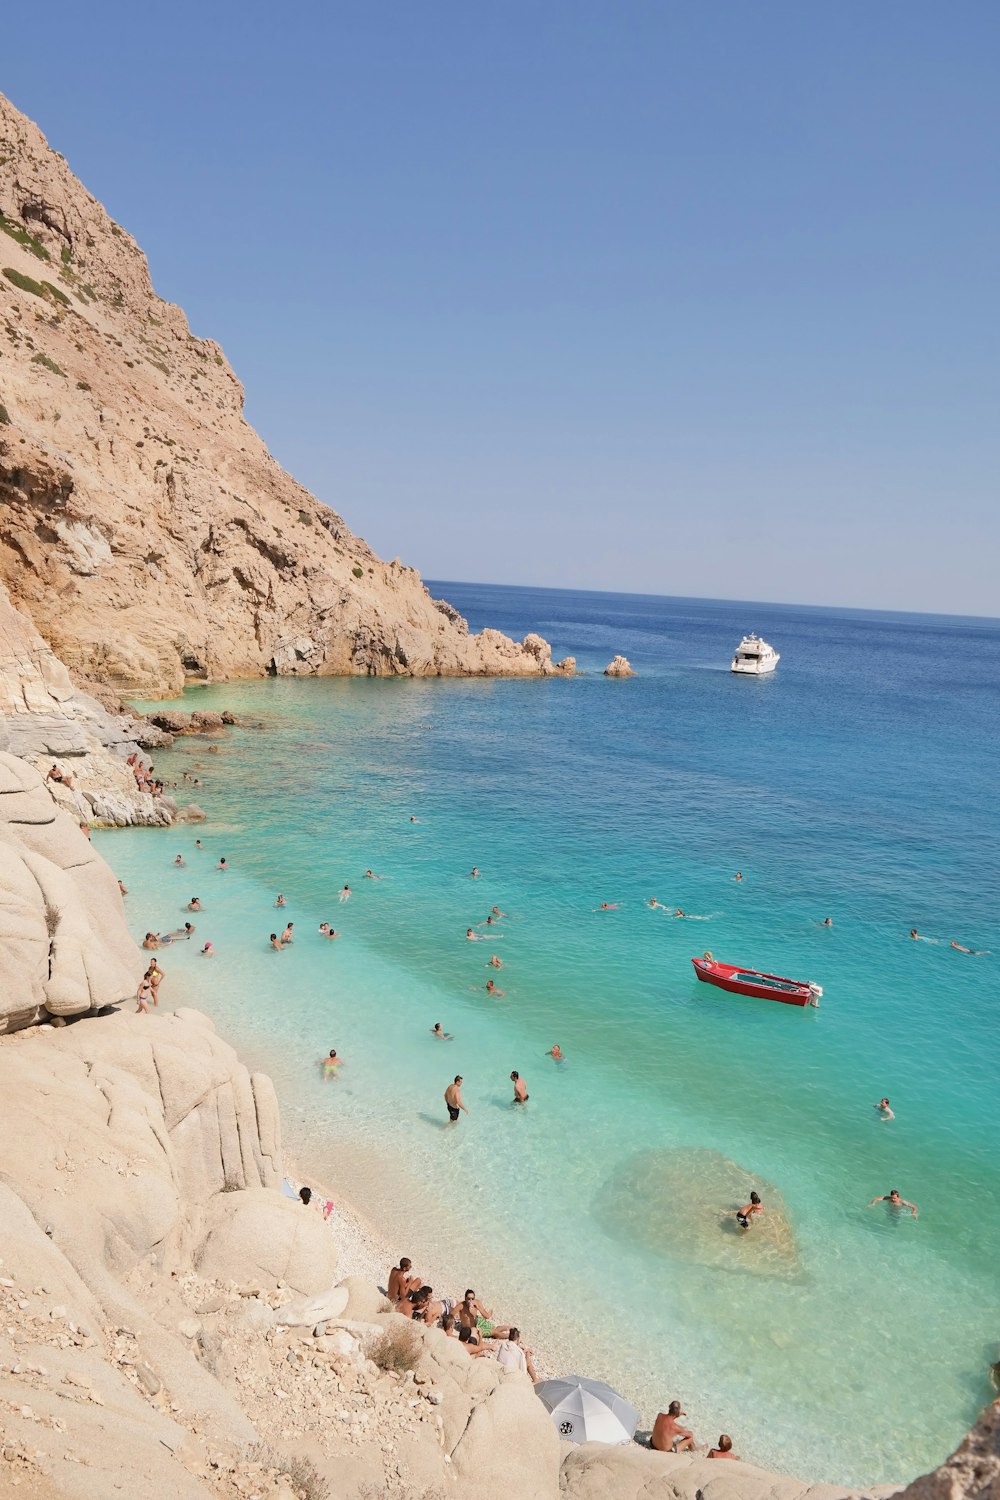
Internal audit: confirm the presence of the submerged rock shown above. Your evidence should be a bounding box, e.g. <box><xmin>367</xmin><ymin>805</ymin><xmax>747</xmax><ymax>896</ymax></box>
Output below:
<box><xmin>596</xmin><ymin>1146</ymin><xmax>802</xmax><ymax>1280</ymax></box>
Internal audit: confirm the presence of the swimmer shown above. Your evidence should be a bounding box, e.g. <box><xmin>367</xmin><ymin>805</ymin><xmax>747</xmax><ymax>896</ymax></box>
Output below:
<box><xmin>431</xmin><ymin>1023</ymin><xmax>453</xmax><ymax>1040</ymax></box>
<box><xmin>280</xmin><ymin>923</ymin><xmax>294</xmax><ymax>944</ymax></box>
<box><xmin>490</xmin><ymin>905</ymin><xmax>506</xmax><ymax>919</ymax></box>
<box><xmin>269</xmin><ymin>933</ymin><xmax>283</xmax><ymax>951</ymax></box>
<box><xmin>466</xmin><ymin>928</ymin><xmax>483</xmax><ymax>941</ymax></box>
<box><xmin>875</xmin><ymin>1097</ymin><xmax>895</xmax><ymax>1120</ymax></box>
<box><xmin>868</xmin><ymin>1189</ymin><xmax>918</xmax><ymax>1218</ymax></box>
<box><xmin>200</xmin><ymin>942</ymin><xmax>214</xmax><ymax>956</ymax></box>
<box><xmin>822</xmin><ymin>917</ymin><xmax>833</xmax><ymax>927</ymax></box>
<box><xmin>339</xmin><ymin>884</ymin><xmax>351</xmax><ymax>902</ymax></box>
<box><xmin>195</xmin><ymin>839</ymin><xmax>203</xmax><ymax>850</ymax></box>
<box><xmin>950</xmin><ymin>941</ymin><xmax>990</xmax><ymax>955</ymax></box>
<box><xmin>548</xmin><ymin>1044</ymin><xmax>565</xmax><ymax>1062</ymax></box>
<box><xmin>488</xmin><ymin>955</ymin><xmax>503</xmax><ymax>969</ymax></box>
<box><xmin>736</xmin><ymin>1191</ymin><xmax>763</xmax><ymax>1229</ymax></box>
<box><xmin>318</xmin><ymin>922</ymin><xmax>340</xmax><ymax>939</ymax></box>
<box><xmin>470</xmin><ymin>867</ymin><xmax>480</xmax><ymax>879</ymax></box>
<box><xmin>322</xmin><ymin>1049</ymin><xmax>343</xmax><ymax>1078</ymax></box>
<box><xmin>510</xmin><ymin>1071</ymin><xmax>528</xmax><ymax>1105</ymax></box>
<box><xmin>163</xmin><ymin>922</ymin><xmax>195</xmax><ymax>942</ymax></box>
<box><xmin>734</xmin><ymin>871</ymin><xmax>743</xmax><ymax>882</ymax></box>
<box><xmin>594</xmin><ymin>902</ymin><xmax>618</xmax><ymax>911</ymax></box>
<box><xmin>275</xmin><ymin>894</ymin><xmax>287</xmax><ymax>907</ymax></box>
<box><xmin>186</xmin><ymin>898</ymin><xmax>202</xmax><ymax>910</ymax></box>
<box><xmin>675</xmin><ymin>909</ymin><xmax>685</xmax><ymax>918</ymax></box>
<box><xmin>364</xmin><ymin>869</ymin><xmax>384</xmax><ymax>879</ymax></box>
<box><xmin>485</xmin><ymin>980</ymin><xmax>505</xmax><ymax>998</ymax></box>
<box><xmin>910</xmin><ymin>929</ymin><xmax>922</xmax><ymax>940</ymax></box>
<box><xmin>173</xmin><ymin>854</ymin><xmax>185</xmax><ymax>867</ymax></box>
<box><xmin>648</xmin><ymin>898</ymin><xmax>668</xmax><ymax>909</ymax></box>
<box><xmin>216</xmin><ymin>857</ymin><xmax>228</xmax><ymax>871</ymax></box>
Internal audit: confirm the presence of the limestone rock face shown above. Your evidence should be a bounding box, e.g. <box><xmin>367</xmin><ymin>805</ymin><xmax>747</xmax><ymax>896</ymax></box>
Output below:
<box><xmin>194</xmin><ymin>1190</ymin><xmax>337</xmax><ymax>1294</ymax></box>
<box><xmin>0</xmin><ymin>91</ymin><xmax>559</xmax><ymax>697</ymax></box>
<box><xmin>898</xmin><ymin>1399</ymin><xmax>1000</xmax><ymax>1500</ymax></box>
<box><xmin>0</xmin><ymin>751</ymin><xmax>143</xmax><ymax>1031</ymax></box>
<box><xmin>604</xmin><ymin>654</ymin><xmax>636</xmax><ymax>677</ymax></box>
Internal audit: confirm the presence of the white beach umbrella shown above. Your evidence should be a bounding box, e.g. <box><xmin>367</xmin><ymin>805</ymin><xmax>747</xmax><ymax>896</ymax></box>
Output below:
<box><xmin>534</xmin><ymin>1376</ymin><xmax>640</xmax><ymax>1445</ymax></box>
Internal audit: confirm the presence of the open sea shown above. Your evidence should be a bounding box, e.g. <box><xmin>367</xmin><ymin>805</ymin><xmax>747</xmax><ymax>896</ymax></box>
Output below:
<box><xmin>96</xmin><ymin>583</ymin><xmax>1000</xmax><ymax>1487</ymax></box>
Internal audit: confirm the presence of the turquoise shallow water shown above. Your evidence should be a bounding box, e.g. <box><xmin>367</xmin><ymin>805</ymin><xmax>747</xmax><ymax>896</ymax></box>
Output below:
<box><xmin>98</xmin><ymin>586</ymin><xmax>1000</xmax><ymax>1486</ymax></box>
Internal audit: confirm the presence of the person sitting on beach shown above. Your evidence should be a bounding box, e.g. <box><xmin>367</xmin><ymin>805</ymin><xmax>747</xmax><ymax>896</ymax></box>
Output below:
<box><xmin>173</xmin><ymin>854</ymin><xmax>186</xmax><ymax>867</ymax></box>
<box><xmin>46</xmin><ymin>763</ymin><xmax>75</xmax><ymax>790</ymax></box>
<box><xmin>322</xmin><ymin>1049</ymin><xmax>342</xmax><ymax>1077</ymax></box>
<box><xmin>403</xmin><ymin>1286</ymin><xmax>432</xmax><ymax>1321</ymax></box>
<box><xmin>280</xmin><ymin>923</ymin><xmax>294</xmax><ymax>944</ymax></box>
<box><xmin>455</xmin><ymin>1290</ymin><xmax>509</xmax><ymax>1344</ymax></box>
<box><xmin>875</xmin><ymin>1097</ymin><xmax>894</xmax><ymax>1120</ymax></box>
<box><xmin>142</xmin><ymin>932</ymin><xmax>160</xmax><ymax>950</ymax></box>
<box><xmin>299</xmin><ymin>1186</ymin><xmax>313</xmax><ymax>1206</ymax></box>
<box><xmin>868</xmin><ymin>1189</ymin><xmax>918</xmax><ymax>1218</ymax></box>
<box><xmin>339</xmin><ymin>884</ymin><xmax>351</xmax><ymax>902</ymax></box>
<box><xmin>270</xmin><ymin>933</ymin><xmax>283</xmax><ymax>951</ymax></box>
<box><xmin>511</xmin><ymin>1070</ymin><xmax>528</xmax><ymax>1105</ymax></box>
<box><xmin>736</xmin><ymin>1191</ymin><xmax>763</xmax><ymax>1229</ymax></box>
<box><xmin>431</xmin><ymin>1023</ymin><xmax>453</xmax><ymax>1040</ymax></box>
<box><xmin>488</xmin><ymin>955</ymin><xmax>503</xmax><ymax>968</ymax></box>
<box><xmin>548</xmin><ymin>1044</ymin><xmax>565</xmax><ymax>1062</ymax></box>
<box><xmin>709</xmin><ymin>1435</ymin><xmax>739</xmax><ymax>1460</ymax></box>
<box><xmin>652</xmin><ymin>1401</ymin><xmax>695</xmax><ymax>1453</ymax></box>
<box><xmin>187</xmin><ymin>897</ymin><xmax>202</xmax><ymax>910</ymax></box>
<box><xmin>275</xmin><ymin>894</ymin><xmax>287</xmax><ymax>907</ymax></box>
<box><xmin>495</xmin><ymin>1328</ymin><xmax>538</xmax><ymax>1380</ymax></box>
<box><xmin>388</xmin><ymin>1258</ymin><xmax>418</xmax><ymax>1304</ymax></box>
<box><xmin>200</xmin><ymin>941</ymin><xmax>214</xmax><ymax>956</ymax></box>
<box><xmin>216</xmin><ymin>857</ymin><xmax>228</xmax><ymax>871</ymax></box>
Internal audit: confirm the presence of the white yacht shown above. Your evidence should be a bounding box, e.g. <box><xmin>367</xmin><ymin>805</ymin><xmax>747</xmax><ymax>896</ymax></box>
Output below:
<box><xmin>731</xmin><ymin>633</ymin><xmax>779</xmax><ymax>675</ymax></box>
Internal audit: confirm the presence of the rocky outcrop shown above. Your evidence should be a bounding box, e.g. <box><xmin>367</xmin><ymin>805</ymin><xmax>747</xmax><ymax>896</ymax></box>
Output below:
<box><xmin>0</xmin><ymin>91</ymin><xmax>560</xmax><ymax>697</ymax></box>
<box><xmin>0</xmin><ymin>752</ymin><xmax>142</xmax><ymax>1032</ymax></box>
<box><xmin>0</xmin><ymin>581</ymin><xmax>174</xmax><ymax>825</ymax></box>
<box><xmin>604</xmin><ymin>654</ymin><xmax>636</xmax><ymax>677</ymax></box>
<box><xmin>897</xmin><ymin>1400</ymin><xmax>1000</xmax><ymax>1500</ymax></box>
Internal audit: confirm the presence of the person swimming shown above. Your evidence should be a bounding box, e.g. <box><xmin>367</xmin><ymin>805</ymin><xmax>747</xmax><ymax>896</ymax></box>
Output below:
<box><xmin>216</xmin><ymin>857</ymin><xmax>228</xmax><ymax>871</ymax></box>
<box><xmin>548</xmin><ymin>1044</ymin><xmax>565</xmax><ymax>1062</ymax></box>
<box><xmin>187</xmin><ymin>897</ymin><xmax>202</xmax><ymax>910</ymax></box>
<box><xmin>270</xmin><ymin>933</ymin><xmax>283</xmax><ymax>951</ymax></box>
<box><xmin>822</xmin><ymin>917</ymin><xmax>833</xmax><ymax>927</ymax></box>
<box><xmin>322</xmin><ymin>1049</ymin><xmax>342</xmax><ymax>1078</ymax></box>
<box><xmin>173</xmin><ymin>855</ymin><xmax>185</xmax><ymax>866</ymax></box>
<box><xmin>485</xmin><ymin>980</ymin><xmax>505</xmax><ymax>997</ymax></box>
<box><xmin>339</xmin><ymin>884</ymin><xmax>351</xmax><ymax>902</ymax></box>
<box><xmin>594</xmin><ymin>902</ymin><xmax>618</xmax><ymax>911</ymax></box>
<box><xmin>875</xmin><ymin>1097</ymin><xmax>894</xmax><ymax>1120</ymax></box>
<box><xmin>275</xmin><ymin>894</ymin><xmax>287</xmax><ymax>907</ymax></box>
<box><xmin>488</xmin><ymin>955</ymin><xmax>503</xmax><ymax>968</ymax></box>
<box><xmin>431</xmin><ymin>1023</ymin><xmax>453</xmax><ymax>1040</ymax></box>
<box><xmin>200</xmin><ymin>941</ymin><xmax>214</xmax><ymax>956</ymax></box>
<box><xmin>319</xmin><ymin>922</ymin><xmax>339</xmax><ymax>938</ymax></box>
<box><xmin>470</xmin><ymin>867</ymin><xmax>480</xmax><ymax>879</ymax></box>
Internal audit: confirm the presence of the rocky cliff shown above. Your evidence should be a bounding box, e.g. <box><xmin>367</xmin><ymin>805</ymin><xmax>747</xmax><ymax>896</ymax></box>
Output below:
<box><xmin>0</xmin><ymin>92</ymin><xmax>564</xmax><ymax>698</ymax></box>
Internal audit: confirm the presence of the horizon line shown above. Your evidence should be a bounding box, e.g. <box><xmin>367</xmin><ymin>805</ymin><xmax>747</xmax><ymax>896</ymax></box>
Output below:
<box><xmin>424</xmin><ymin>578</ymin><xmax>1000</xmax><ymax>627</ymax></box>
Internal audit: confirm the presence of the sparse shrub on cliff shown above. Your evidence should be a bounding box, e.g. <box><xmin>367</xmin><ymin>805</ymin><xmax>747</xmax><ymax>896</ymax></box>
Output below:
<box><xmin>3</xmin><ymin>266</ymin><xmax>47</xmax><ymax>299</ymax></box>
<box><xmin>0</xmin><ymin>211</ymin><xmax>50</xmax><ymax>260</ymax></box>
<box><xmin>245</xmin><ymin>1444</ymin><xmax>329</xmax><ymax>1500</ymax></box>
<box><xmin>60</xmin><ymin>245</ymin><xmax>73</xmax><ymax>265</ymax></box>
<box><xmin>352</xmin><ymin>565</ymin><xmax>364</xmax><ymax>579</ymax></box>
<box><xmin>76</xmin><ymin>380</ymin><xmax>91</xmax><ymax>391</ymax></box>
<box><xmin>41</xmin><ymin>281</ymin><xmax>71</xmax><ymax>307</ymax></box>
<box><xmin>31</xmin><ymin>352</ymin><xmax>65</xmax><ymax>377</ymax></box>
<box><xmin>369</xmin><ymin>1321</ymin><xmax>421</xmax><ymax>1375</ymax></box>
<box><xmin>298</xmin><ymin>510</ymin><xmax>313</xmax><ymax>526</ymax></box>
<box><xmin>0</xmin><ymin>403</ymin><xmax>9</xmax><ymax>424</ymax></box>
<box><xmin>44</xmin><ymin>903</ymin><xmax>61</xmax><ymax>938</ymax></box>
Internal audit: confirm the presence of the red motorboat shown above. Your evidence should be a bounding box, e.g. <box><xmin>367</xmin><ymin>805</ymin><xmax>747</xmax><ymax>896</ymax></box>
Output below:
<box><xmin>691</xmin><ymin>956</ymin><xmax>822</xmax><ymax>1007</ymax></box>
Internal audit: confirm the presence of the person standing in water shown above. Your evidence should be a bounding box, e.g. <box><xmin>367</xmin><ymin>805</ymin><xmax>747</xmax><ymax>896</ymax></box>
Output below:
<box><xmin>510</xmin><ymin>1071</ymin><xmax>528</xmax><ymax>1105</ymax></box>
<box><xmin>736</xmin><ymin>1191</ymin><xmax>763</xmax><ymax>1229</ymax></box>
<box><xmin>322</xmin><ymin>1050</ymin><xmax>342</xmax><ymax>1079</ymax></box>
<box><xmin>339</xmin><ymin>884</ymin><xmax>351</xmax><ymax>902</ymax></box>
<box><xmin>445</xmin><ymin>1076</ymin><xmax>468</xmax><ymax>1123</ymax></box>
<box><xmin>548</xmin><ymin>1044</ymin><xmax>565</xmax><ymax>1062</ymax></box>
<box><xmin>875</xmin><ymin>1097</ymin><xmax>895</xmax><ymax>1120</ymax></box>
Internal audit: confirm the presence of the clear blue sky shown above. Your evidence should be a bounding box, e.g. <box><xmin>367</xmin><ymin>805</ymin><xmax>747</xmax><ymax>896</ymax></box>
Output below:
<box><xmin>5</xmin><ymin>3</ymin><xmax>999</xmax><ymax>615</ymax></box>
